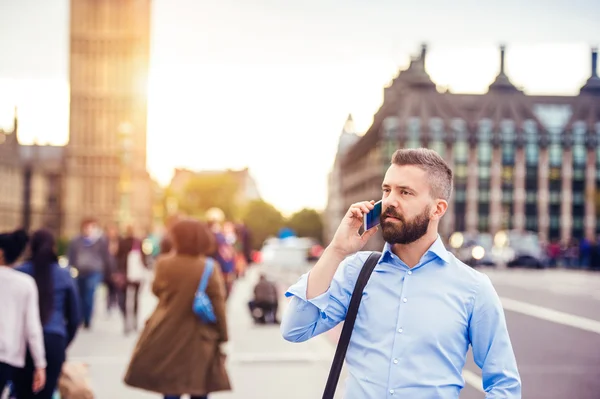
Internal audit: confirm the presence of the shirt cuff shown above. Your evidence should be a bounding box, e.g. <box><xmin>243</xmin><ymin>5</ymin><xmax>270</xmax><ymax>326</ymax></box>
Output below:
<box><xmin>285</xmin><ymin>272</ymin><xmax>331</xmax><ymax>319</ymax></box>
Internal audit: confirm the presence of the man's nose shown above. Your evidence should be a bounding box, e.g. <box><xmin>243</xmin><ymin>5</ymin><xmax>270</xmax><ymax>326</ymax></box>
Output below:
<box><xmin>383</xmin><ymin>195</ymin><xmax>400</xmax><ymax>210</ymax></box>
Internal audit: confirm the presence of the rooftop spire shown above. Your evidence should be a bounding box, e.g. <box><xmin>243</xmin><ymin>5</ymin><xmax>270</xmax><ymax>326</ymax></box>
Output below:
<box><xmin>581</xmin><ymin>46</ymin><xmax>600</xmax><ymax>95</ymax></box>
<box><xmin>592</xmin><ymin>47</ymin><xmax>598</xmax><ymax>78</ymax></box>
<box><xmin>499</xmin><ymin>45</ymin><xmax>506</xmax><ymax>75</ymax></box>
<box><xmin>489</xmin><ymin>44</ymin><xmax>517</xmax><ymax>92</ymax></box>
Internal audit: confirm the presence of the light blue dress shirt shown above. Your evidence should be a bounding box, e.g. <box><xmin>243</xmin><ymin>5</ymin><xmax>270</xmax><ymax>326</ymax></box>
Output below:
<box><xmin>281</xmin><ymin>236</ymin><xmax>521</xmax><ymax>398</ymax></box>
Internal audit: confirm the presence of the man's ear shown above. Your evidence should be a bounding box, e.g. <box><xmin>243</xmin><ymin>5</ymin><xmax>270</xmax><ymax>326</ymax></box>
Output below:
<box><xmin>431</xmin><ymin>199</ymin><xmax>448</xmax><ymax>221</ymax></box>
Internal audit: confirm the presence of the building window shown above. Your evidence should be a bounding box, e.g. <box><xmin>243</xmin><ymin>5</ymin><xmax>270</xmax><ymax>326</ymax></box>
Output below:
<box><xmin>502</xmin><ymin>144</ymin><xmax>516</xmax><ymax>164</ymax></box>
<box><xmin>502</xmin><ymin>166</ymin><xmax>513</xmax><ymax>183</ymax></box>
<box><xmin>478</xmin><ymin>190</ymin><xmax>490</xmax><ymax>202</ymax></box>
<box><xmin>549</xmin><ymin>191</ymin><xmax>561</xmax><ymax>204</ymax></box>
<box><xmin>429</xmin><ymin>118</ymin><xmax>445</xmax><ymax>157</ymax></box>
<box><xmin>478</xmin><ymin>216</ymin><xmax>489</xmax><ymax>232</ymax></box>
<box><xmin>549</xmin><ymin>130</ymin><xmax>562</xmax><ymax>166</ymax></box>
<box><xmin>573</xmin><ymin>191</ymin><xmax>584</xmax><ymax>205</ymax></box>
<box><xmin>572</xmin><ymin>121</ymin><xmax>586</xmax><ymax>166</ymax></box>
<box><xmin>573</xmin><ymin>168</ymin><xmax>585</xmax><ymax>181</ymax></box>
<box><xmin>430</xmin><ymin>140</ymin><xmax>445</xmax><ymax>157</ymax></box>
<box><xmin>454</xmin><ymin>189</ymin><xmax>466</xmax><ymax>202</ymax></box>
<box><xmin>478</xmin><ymin>119</ymin><xmax>493</xmax><ymax>142</ymax></box>
<box><xmin>526</xmin><ymin>217</ymin><xmax>538</xmax><ymax>231</ymax></box>
<box><xmin>455</xmin><ymin>164</ymin><xmax>468</xmax><ymax>180</ymax></box>
<box><xmin>526</xmin><ymin>191</ymin><xmax>537</xmax><ymax>203</ymax></box>
<box><xmin>406</xmin><ymin>117</ymin><xmax>421</xmax><ymax>148</ymax></box>
<box><xmin>550</xmin><ymin>215</ymin><xmax>560</xmax><ymax>229</ymax></box>
<box><xmin>478</xmin><ymin>143</ymin><xmax>492</xmax><ymax>163</ymax></box>
<box><xmin>453</xmin><ymin>141</ymin><xmax>468</xmax><ymax>163</ymax></box>
<box><xmin>478</xmin><ymin>166</ymin><xmax>491</xmax><ymax>179</ymax></box>
<box><xmin>525</xmin><ymin>144</ymin><xmax>538</xmax><ymax>165</ymax></box>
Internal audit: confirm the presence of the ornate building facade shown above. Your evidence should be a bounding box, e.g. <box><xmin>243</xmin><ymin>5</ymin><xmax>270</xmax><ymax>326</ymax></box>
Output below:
<box><xmin>332</xmin><ymin>45</ymin><xmax>600</xmax><ymax>249</ymax></box>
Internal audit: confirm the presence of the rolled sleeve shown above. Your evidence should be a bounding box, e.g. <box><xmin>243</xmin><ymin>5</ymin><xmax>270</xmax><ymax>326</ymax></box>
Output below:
<box><xmin>285</xmin><ymin>272</ymin><xmax>332</xmax><ymax>319</ymax></box>
<box><xmin>281</xmin><ymin>252</ymin><xmax>369</xmax><ymax>343</ymax></box>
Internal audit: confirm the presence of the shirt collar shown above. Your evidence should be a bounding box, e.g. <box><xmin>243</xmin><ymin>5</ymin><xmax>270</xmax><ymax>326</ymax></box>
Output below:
<box><xmin>381</xmin><ymin>235</ymin><xmax>450</xmax><ymax>265</ymax></box>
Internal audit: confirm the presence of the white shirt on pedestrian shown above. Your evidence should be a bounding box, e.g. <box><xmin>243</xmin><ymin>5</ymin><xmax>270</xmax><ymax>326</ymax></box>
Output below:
<box><xmin>0</xmin><ymin>266</ymin><xmax>47</xmax><ymax>369</ymax></box>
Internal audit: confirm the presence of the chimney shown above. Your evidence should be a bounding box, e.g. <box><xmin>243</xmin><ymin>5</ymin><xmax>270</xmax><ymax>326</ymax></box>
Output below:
<box><xmin>499</xmin><ymin>45</ymin><xmax>506</xmax><ymax>75</ymax></box>
<box><xmin>592</xmin><ymin>47</ymin><xmax>598</xmax><ymax>78</ymax></box>
<box><xmin>420</xmin><ymin>43</ymin><xmax>428</xmax><ymax>67</ymax></box>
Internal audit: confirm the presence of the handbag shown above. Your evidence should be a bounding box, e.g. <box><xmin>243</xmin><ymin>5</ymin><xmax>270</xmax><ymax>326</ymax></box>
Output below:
<box><xmin>193</xmin><ymin>257</ymin><xmax>217</xmax><ymax>323</ymax></box>
<box><xmin>322</xmin><ymin>251</ymin><xmax>382</xmax><ymax>399</ymax></box>
<box><xmin>57</xmin><ymin>361</ymin><xmax>95</xmax><ymax>399</ymax></box>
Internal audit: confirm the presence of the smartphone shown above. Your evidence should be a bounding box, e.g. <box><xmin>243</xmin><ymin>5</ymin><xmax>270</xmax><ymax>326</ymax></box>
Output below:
<box><xmin>363</xmin><ymin>200</ymin><xmax>382</xmax><ymax>231</ymax></box>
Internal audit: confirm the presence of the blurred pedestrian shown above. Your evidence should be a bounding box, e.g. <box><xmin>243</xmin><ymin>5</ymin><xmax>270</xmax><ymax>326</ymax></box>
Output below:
<box><xmin>207</xmin><ymin>220</ymin><xmax>236</xmax><ymax>299</ymax></box>
<box><xmin>12</xmin><ymin>229</ymin><xmax>81</xmax><ymax>399</ymax></box>
<box><xmin>248</xmin><ymin>273</ymin><xmax>279</xmax><ymax>324</ymax></box>
<box><xmin>116</xmin><ymin>225</ymin><xmax>148</xmax><ymax>335</ymax></box>
<box><xmin>67</xmin><ymin>218</ymin><xmax>112</xmax><ymax>329</ymax></box>
<box><xmin>124</xmin><ymin>218</ymin><xmax>231</xmax><ymax>399</ymax></box>
<box><xmin>0</xmin><ymin>229</ymin><xmax>46</xmax><ymax>395</ymax></box>
<box><xmin>105</xmin><ymin>223</ymin><xmax>120</xmax><ymax>314</ymax></box>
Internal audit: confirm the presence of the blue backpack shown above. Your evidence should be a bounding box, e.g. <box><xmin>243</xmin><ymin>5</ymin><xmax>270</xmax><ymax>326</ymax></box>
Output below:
<box><xmin>193</xmin><ymin>258</ymin><xmax>217</xmax><ymax>323</ymax></box>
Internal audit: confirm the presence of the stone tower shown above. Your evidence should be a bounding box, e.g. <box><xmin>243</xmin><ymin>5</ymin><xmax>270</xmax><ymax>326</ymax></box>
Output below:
<box><xmin>64</xmin><ymin>0</ymin><xmax>152</xmax><ymax>237</ymax></box>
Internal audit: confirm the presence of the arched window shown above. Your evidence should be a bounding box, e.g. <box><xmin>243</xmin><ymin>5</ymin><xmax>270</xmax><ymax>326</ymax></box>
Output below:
<box><xmin>452</xmin><ymin>118</ymin><xmax>468</xmax><ymax>164</ymax></box>
<box><xmin>573</xmin><ymin>121</ymin><xmax>586</xmax><ymax>167</ymax></box>
<box><xmin>501</xmin><ymin>119</ymin><xmax>516</xmax><ymax>165</ymax></box>
<box><xmin>477</xmin><ymin>118</ymin><xmax>493</xmax><ymax>232</ymax></box>
<box><xmin>406</xmin><ymin>117</ymin><xmax>421</xmax><ymax>149</ymax></box>
<box><xmin>523</xmin><ymin>119</ymin><xmax>539</xmax><ymax>165</ymax></box>
<box><xmin>428</xmin><ymin>117</ymin><xmax>445</xmax><ymax>156</ymax></box>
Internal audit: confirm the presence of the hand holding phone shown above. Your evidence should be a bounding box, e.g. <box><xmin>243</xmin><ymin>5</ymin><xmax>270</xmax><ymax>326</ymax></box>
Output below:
<box><xmin>364</xmin><ymin>200</ymin><xmax>382</xmax><ymax>231</ymax></box>
<box><xmin>329</xmin><ymin>200</ymin><xmax>380</xmax><ymax>256</ymax></box>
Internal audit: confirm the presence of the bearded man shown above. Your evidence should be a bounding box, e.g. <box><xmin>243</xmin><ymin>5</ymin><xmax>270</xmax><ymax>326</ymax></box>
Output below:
<box><xmin>281</xmin><ymin>148</ymin><xmax>521</xmax><ymax>399</ymax></box>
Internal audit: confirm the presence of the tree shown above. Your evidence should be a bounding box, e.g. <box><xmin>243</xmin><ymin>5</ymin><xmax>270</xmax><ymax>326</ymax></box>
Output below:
<box><xmin>286</xmin><ymin>208</ymin><xmax>324</xmax><ymax>243</ymax></box>
<box><xmin>177</xmin><ymin>174</ymin><xmax>240</xmax><ymax>220</ymax></box>
<box><xmin>241</xmin><ymin>199</ymin><xmax>285</xmax><ymax>249</ymax></box>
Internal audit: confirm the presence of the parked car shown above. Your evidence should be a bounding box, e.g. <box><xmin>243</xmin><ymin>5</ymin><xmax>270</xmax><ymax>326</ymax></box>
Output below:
<box><xmin>448</xmin><ymin>231</ymin><xmax>496</xmax><ymax>267</ymax></box>
<box><xmin>491</xmin><ymin>230</ymin><xmax>547</xmax><ymax>268</ymax></box>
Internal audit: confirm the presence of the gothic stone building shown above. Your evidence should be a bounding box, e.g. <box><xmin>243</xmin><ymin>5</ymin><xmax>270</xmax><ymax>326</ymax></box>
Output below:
<box><xmin>332</xmin><ymin>45</ymin><xmax>600</xmax><ymax>250</ymax></box>
<box><xmin>0</xmin><ymin>113</ymin><xmax>64</xmax><ymax>235</ymax></box>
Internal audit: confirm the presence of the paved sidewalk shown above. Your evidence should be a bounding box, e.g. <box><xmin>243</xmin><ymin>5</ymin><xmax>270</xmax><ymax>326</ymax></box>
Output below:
<box><xmin>66</xmin><ymin>265</ymin><xmax>344</xmax><ymax>398</ymax></box>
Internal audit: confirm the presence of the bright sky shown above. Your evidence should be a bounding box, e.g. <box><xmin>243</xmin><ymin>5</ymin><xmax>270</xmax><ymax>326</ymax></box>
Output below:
<box><xmin>0</xmin><ymin>0</ymin><xmax>599</xmax><ymax>215</ymax></box>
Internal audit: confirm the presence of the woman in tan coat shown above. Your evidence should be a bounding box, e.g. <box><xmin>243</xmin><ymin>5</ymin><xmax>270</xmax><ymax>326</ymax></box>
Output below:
<box><xmin>124</xmin><ymin>218</ymin><xmax>231</xmax><ymax>399</ymax></box>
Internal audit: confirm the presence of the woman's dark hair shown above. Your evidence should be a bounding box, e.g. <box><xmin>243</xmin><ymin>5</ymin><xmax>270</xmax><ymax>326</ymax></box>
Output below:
<box><xmin>29</xmin><ymin>229</ymin><xmax>57</xmax><ymax>325</ymax></box>
<box><xmin>0</xmin><ymin>228</ymin><xmax>29</xmax><ymax>264</ymax></box>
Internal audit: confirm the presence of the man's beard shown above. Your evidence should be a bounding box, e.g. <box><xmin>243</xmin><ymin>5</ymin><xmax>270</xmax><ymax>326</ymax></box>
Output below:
<box><xmin>381</xmin><ymin>205</ymin><xmax>431</xmax><ymax>245</ymax></box>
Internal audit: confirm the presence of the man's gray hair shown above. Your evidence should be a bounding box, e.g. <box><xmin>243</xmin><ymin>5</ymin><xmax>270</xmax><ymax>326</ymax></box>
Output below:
<box><xmin>391</xmin><ymin>148</ymin><xmax>453</xmax><ymax>201</ymax></box>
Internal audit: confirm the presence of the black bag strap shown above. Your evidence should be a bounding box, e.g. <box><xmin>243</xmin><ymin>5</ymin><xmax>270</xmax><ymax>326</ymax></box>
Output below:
<box><xmin>322</xmin><ymin>251</ymin><xmax>382</xmax><ymax>399</ymax></box>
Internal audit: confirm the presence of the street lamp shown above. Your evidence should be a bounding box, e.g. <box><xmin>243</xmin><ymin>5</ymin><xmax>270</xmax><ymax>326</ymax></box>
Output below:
<box><xmin>118</xmin><ymin>122</ymin><xmax>134</xmax><ymax>227</ymax></box>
